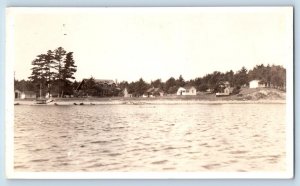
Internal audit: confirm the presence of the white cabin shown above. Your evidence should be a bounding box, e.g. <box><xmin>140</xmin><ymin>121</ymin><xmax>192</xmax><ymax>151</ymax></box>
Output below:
<box><xmin>177</xmin><ymin>86</ymin><xmax>197</xmax><ymax>96</ymax></box>
<box><xmin>249</xmin><ymin>80</ymin><xmax>266</xmax><ymax>88</ymax></box>
<box><xmin>123</xmin><ymin>88</ymin><xmax>132</xmax><ymax>98</ymax></box>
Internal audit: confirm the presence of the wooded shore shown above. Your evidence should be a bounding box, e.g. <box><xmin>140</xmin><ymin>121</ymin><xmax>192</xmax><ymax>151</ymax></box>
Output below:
<box><xmin>14</xmin><ymin>88</ymin><xmax>286</xmax><ymax>105</ymax></box>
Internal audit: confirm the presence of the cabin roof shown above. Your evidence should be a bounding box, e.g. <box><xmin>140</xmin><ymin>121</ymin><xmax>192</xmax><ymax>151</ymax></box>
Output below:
<box><xmin>82</xmin><ymin>78</ymin><xmax>115</xmax><ymax>85</ymax></box>
<box><xmin>76</xmin><ymin>78</ymin><xmax>116</xmax><ymax>91</ymax></box>
<box><xmin>94</xmin><ymin>79</ymin><xmax>115</xmax><ymax>85</ymax></box>
<box><xmin>146</xmin><ymin>87</ymin><xmax>163</xmax><ymax>93</ymax></box>
<box><xmin>219</xmin><ymin>81</ymin><xmax>230</xmax><ymax>85</ymax></box>
<box><xmin>22</xmin><ymin>91</ymin><xmax>36</xmax><ymax>94</ymax></box>
<box><xmin>250</xmin><ymin>79</ymin><xmax>265</xmax><ymax>84</ymax></box>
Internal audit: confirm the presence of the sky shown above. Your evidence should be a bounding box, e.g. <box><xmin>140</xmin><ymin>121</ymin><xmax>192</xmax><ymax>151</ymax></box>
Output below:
<box><xmin>8</xmin><ymin>7</ymin><xmax>293</xmax><ymax>83</ymax></box>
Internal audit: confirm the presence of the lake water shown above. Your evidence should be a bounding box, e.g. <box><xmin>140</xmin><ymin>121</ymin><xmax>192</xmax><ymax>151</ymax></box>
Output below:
<box><xmin>14</xmin><ymin>103</ymin><xmax>286</xmax><ymax>172</ymax></box>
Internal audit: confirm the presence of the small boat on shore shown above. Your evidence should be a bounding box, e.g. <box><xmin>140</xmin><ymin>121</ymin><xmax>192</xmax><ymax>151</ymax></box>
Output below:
<box><xmin>35</xmin><ymin>98</ymin><xmax>54</xmax><ymax>104</ymax></box>
<box><xmin>35</xmin><ymin>84</ymin><xmax>55</xmax><ymax>104</ymax></box>
<box><xmin>35</xmin><ymin>98</ymin><xmax>47</xmax><ymax>104</ymax></box>
<box><xmin>216</xmin><ymin>92</ymin><xmax>230</xmax><ymax>97</ymax></box>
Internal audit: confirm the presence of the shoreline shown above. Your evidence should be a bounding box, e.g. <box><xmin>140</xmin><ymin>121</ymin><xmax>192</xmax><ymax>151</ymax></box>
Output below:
<box><xmin>14</xmin><ymin>88</ymin><xmax>286</xmax><ymax>106</ymax></box>
<box><xmin>14</xmin><ymin>98</ymin><xmax>286</xmax><ymax>106</ymax></box>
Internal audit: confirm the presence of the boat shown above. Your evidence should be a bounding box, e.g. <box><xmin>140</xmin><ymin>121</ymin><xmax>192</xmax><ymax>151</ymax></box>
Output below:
<box><xmin>216</xmin><ymin>92</ymin><xmax>230</xmax><ymax>97</ymax></box>
<box><xmin>36</xmin><ymin>97</ymin><xmax>47</xmax><ymax>104</ymax></box>
<box><xmin>35</xmin><ymin>83</ymin><xmax>53</xmax><ymax>104</ymax></box>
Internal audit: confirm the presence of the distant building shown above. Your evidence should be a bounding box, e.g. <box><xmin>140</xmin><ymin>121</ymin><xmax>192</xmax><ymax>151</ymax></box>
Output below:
<box><xmin>177</xmin><ymin>86</ymin><xmax>197</xmax><ymax>96</ymax></box>
<box><xmin>76</xmin><ymin>78</ymin><xmax>118</xmax><ymax>97</ymax></box>
<box><xmin>14</xmin><ymin>90</ymin><xmax>22</xmax><ymax>99</ymax></box>
<box><xmin>92</xmin><ymin>79</ymin><xmax>116</xmax><ymax>87</ymax></box>
<box><xmin>249</xmin><ymin>80</ymin><xmax>266</xmax><ymax>88</ymax></box>
<box><xmin>184</xmin><ymin>86</ymin><xmax>197</xmax><ymax>95</ymax></box>
<box><xmin>45</xmin><ymin>92</ymin><xmax>60</xmax><ymax>98</ymax></box>
<box><xmin>15</xmin><ymin>90</ymin><xmax>36</xmax><ymax>99</ymax></box>
<box><xmin>21</xmin><ymin>91</ymin><xmax>36</xmax><ymax>99</ymax></box>
<box><xmin>123</xmin><ymin>88</ymin><xmax>132</xmax><ymax>98</ymax></box>
<box><xmin>76</xmin><ymin>79</ymin><xmax>116</xmax><ymax>90</ymax></box>
<box><xmin>206</xmin><ymin>88</ymin><xmax>213</xmax><ymax>93</ymax></box>
<box><xmin>216</xmin><ymin>81</ymin><xmax>232</xmax><ymax>96</ymax></box>
<box><xmin>177</xmin><ymin>87</ymin><xmax>186</xmax><ymax>95</ymax></box>
<box><xmin>222</xmin><ymin>81</ymin><xmax>230</xmax><ymax>88</ymax></box>
<box><xmin>145</xmin><ymin>87</ymin><xmax>164</xmax><ymax>97</ymax></box>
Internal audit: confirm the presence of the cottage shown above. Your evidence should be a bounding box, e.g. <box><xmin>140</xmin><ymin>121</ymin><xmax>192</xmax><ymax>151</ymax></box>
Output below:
<box><xmin>123</xmin><ymin>88</ymin><xmax>132</xmax><ymax>98</ymax></box>
<box><xmin>21</xmin><ymin>91</ymin><xmax>36</xmax><ymax>99</ymax></box>
<box><xmin>177</xmin><ymin>86</ymin><xmax>197</xmax><ymax>96</ymax></box>
<box><xmin>206</xmin><ymin>88</ymin><xmax>213</xmax><ymax>93</ymax></box>
<box><xmin>184</xmin><ymin>86</ymin><xmax>197</xmax><ymax>95</ymax></box>
<box><xmin>15</xmin><ymin>90</ymin><xmax>36</xmax><ymax>99</ymax></box>
<box><xmin>249</xmin><ymin>80</ymin><xmax>266</xmax><ymax>88</ymax></box>
<box><xmin>95</xmin><ymin>79</ymin><xmax>116</xmax><ymax>87</ymax></box>
<box><xmin>145</xmin><ymin>87</ymin><xmax>164</xmax><ymax>97</ymax></box>
<box><xmin>14</xmin><ymin>90</ymin><xmax>22</xmax><ymax>99</ymax></box>
<box><xmin>216</xmin><ymin>81</ymin><xmax>232</xmax><ymax>96</ymax></box>
<box><xmin>76</xmin><ymin>79</ymin><xmax>116</xmax><ymax>90</ymax></box>
<box><xmin>177</xmin><ymin>87</ymin><xmax>186</xmax><ymax>95</ymax></box>
<box><xmin>76</xmin><ymin>78</ymin><xmax>118</xmax><ymax>97</ymax></box>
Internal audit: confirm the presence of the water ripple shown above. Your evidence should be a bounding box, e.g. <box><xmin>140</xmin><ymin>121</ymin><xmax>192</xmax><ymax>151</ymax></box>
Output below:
<box><xmin>14</xmin><ymin>104</ymin><xmax>286</xmax><ymax>172</ymax></box>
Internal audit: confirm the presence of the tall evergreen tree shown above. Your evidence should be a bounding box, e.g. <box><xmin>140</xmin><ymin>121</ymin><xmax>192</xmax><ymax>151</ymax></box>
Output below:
<box><xmin>176</xmin><ymin>75</ymin><xmax>185</xmax><ymax>87</ymax></box>
<box><xmin>136</xmin><ymin>78</ymin><xmax>148</xmax><ymax>96</ymax></box>
<box><xmin>151</xmin><ymin>79</ymin><xmax>163</xmax><ymax>88</ymax></box>
<box><xmin>28</xmin><ymin>54</ymin><xmax>48</xmax><ymax>96</ymax></box>
<box><xmin>234</xmin><ymin>67</ymin><xmax>248</xmax><ymax>87</ymax></box>
<box><xmin>61</xmin><ymin>52</ymin><xmax>77</xmax><ymax>95</ymax></box>
<box><xmin>44</xmin><ymin>50</ymin><xmax>56</xmax><ymax>95</ymax></box>
<box><xmin>165</xmin><ymin>77</ymin><xmax>176</xmax><ymax>94</ymax></box>
<box><xmin>53</xmin><ymin>47</ymin><xmax>67</xmax><ymax>97</ymax></box>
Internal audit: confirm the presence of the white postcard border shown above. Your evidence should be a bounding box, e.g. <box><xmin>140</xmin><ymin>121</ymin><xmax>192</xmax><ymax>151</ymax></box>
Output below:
<box><xmin>5</xmin><ymin>7</ymin><xmax>294</xmax><ymax>179</ymax></box>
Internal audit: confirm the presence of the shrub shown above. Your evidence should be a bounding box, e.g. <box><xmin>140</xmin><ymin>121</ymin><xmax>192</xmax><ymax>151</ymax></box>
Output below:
<box><xmin>232</xmin><ymin>86</ymin><xmax>241</xmax><ymax>95</ymax></box>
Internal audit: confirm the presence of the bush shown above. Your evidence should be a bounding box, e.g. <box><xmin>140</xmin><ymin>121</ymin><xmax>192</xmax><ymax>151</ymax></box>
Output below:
<box><xmin>232</xmin><ymin>86</ymin><xmax>241</xmax><ymax>95</ymax></box>
<box><xmin>198</xmin><ymin>84</ymin><xmax>209</xmax><ymax>92</ymax></box>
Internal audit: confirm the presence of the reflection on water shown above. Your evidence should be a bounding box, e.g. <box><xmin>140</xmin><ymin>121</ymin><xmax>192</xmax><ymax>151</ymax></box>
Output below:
<box><xmin>14</xmin><ymin>104</ymin><xmax>286</xmax><ymax>172</ymax></box>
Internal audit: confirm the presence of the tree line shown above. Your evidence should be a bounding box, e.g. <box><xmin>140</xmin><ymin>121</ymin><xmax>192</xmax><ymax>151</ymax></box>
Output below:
<box><xmin>15</xmin><ymin>49</ymin><xmax>286</xmax><ymax>98</ymax></box>
<box><xmin>116</xmin><ymin>64</ymin><xmax>286</xmax><ymax>96</ymax></box>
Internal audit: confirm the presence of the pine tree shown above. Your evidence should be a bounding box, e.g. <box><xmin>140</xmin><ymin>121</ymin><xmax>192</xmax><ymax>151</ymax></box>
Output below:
<box><xmin>61</xmin><ymin>52</ymin><xmax>77</xmax><ymax>95</ymax></box>
<box><xmin>53</xmin><ymin>47</ymin><xmax>67</xmax><ymax>97</ymax></box>
<box><xmin>28</xmin><ymin>54</ymin><xmax>48</xmax><ymax>97</ymax></box>
<box><xmin>44</xmin><ymin>50</ymin><xmax>56</xmax><ymax>95</ymax></box>
<box><xmin>234</xmin><ymin>66</ymin><xmax>248</xmax><ymax>87</ymax></box>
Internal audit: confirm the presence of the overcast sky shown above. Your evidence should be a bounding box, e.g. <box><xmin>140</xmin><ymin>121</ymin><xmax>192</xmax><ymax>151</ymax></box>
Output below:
<box><xmin>8</xmin><ymin>7</ymin><xmax>292</xmax><ymax>83</ymax></box>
